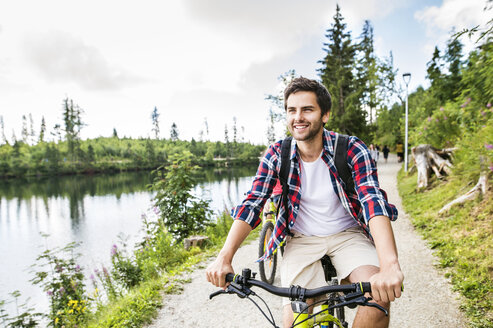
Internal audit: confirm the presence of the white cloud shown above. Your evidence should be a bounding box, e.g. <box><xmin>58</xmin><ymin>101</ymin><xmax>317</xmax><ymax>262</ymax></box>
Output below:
<box><xmin>415</xmin><ymin>0</ymin><xmax>490</xmax><ymax>53</ymax></box>
<box><xmin>415</xmin><ymin>0</ymin><xmax>488</xmax><ymax>32</ymax></box>
<box><xmin>23</xmin><ymin>31</ymin><xmax>148</xmax><ymax>91</ymax></box>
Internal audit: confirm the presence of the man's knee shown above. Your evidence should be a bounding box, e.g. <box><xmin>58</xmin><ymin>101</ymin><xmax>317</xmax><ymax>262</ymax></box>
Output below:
<box><xmin>282</xmin><ymin>304</ymin><xmax>293</xmax><ymax>328</ymax></box>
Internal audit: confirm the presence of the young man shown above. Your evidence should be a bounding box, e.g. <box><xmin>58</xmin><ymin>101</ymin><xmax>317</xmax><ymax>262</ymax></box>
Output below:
<box><xmin>206</xmin><ymin>77</ymin><xmax>404</xmax><ymax>328</ymax></box>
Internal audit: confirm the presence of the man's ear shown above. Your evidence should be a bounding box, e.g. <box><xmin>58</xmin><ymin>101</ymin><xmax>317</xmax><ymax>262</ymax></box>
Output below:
<box><xmin>322</xmin><ymin>111</ymin><xmax>330</xmax><ymax>124</ymax></box>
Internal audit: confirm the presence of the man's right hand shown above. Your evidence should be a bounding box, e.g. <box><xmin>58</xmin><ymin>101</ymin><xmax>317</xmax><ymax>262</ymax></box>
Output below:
<box><xmin>206</xmin><ymin>254</ymin><xmax>234</xmax><ymax>288</ymax></box>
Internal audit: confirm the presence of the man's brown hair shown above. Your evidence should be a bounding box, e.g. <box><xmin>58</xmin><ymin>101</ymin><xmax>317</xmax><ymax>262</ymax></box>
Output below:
<box><xmin>283</xmin><ymin>77</ymin><xmax>332</xmax><ymax>116</ymax></box>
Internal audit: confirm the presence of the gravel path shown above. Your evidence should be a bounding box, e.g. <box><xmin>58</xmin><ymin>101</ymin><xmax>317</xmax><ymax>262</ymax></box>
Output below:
<box><xmin>147</xmin><ymin>154</ymin><xmax>466</xmax><ymax>327</ymax></box>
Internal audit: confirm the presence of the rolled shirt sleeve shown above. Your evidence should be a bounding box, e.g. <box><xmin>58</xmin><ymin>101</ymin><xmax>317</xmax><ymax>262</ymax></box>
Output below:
<box><xmin>231</xmin><ymin>144</ymin><xmax>280</xmax><ymax>229</ymax></box>
<box><xmin>347</xmin><ymin>136</ymin><xmax>398</xmax><ymax>224</ymax></box>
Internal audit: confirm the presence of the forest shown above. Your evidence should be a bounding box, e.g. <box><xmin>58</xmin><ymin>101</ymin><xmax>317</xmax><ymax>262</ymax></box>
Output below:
<box><xmin>0</xmin><ymin>101</ymin><xmax>265</xmax><ymax>178</ymax></box>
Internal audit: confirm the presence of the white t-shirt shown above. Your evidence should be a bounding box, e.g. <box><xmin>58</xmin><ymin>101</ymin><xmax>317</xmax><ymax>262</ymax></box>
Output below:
<box><xmin>292</xmin><ymin>153</ymin><xmax>356</xmax><ymax>236</ymax></box>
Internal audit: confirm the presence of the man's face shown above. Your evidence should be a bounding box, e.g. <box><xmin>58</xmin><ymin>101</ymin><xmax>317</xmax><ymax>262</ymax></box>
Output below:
<box><xmin>286</xmin><ymin>91</ymin><xmax>329</xmax><ymax>142</ymax></box>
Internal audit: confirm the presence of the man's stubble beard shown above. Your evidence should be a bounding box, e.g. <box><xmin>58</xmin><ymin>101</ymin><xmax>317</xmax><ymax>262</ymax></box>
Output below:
<box><xmin>289</xmin><ymin>119</ymin><xmax>325</xmax><ymax>142</ymax></box>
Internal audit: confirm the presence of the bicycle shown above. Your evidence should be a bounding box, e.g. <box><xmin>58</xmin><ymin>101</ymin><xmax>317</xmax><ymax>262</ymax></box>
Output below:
<box><xmin>210</xmin><ymin>267</ymin><xmax>388</xmax><ymax>328</ymax></box>
<box><xmin>258</xmin><ymin>198</ymin><xmax>284</xmax><ymax>284</ymax></box>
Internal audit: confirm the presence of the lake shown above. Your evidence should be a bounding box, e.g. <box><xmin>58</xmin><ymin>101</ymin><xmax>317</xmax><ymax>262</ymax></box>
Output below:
<box><xmin>0</xmin><ymin>165</ymin><xmax>257</xmax><ymax>318</ymax></box>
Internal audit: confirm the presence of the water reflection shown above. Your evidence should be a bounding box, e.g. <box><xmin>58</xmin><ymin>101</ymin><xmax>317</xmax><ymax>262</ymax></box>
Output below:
<box><xmin>0</xmin><ymin>165</ymin><xmax>257</xmax><ymax>318</ymax></box>
<box><xmin>0</xmin><ymin>165</ymin><xmax>257</xmax><ymax>225</ymax></box>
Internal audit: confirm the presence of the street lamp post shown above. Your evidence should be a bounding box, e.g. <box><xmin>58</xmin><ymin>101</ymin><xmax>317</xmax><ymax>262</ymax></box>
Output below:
<box><xmin>403</xmin><ymin>73</ymin><xmax>411</xmax><ymax>172</ymax></box>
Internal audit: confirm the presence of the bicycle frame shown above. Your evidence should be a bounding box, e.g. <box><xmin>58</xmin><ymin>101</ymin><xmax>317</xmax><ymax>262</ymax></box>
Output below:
<box><xmin>292</xmin><ymin>303</ymin><xmax>344</xmax><ymax>328</ymax></box>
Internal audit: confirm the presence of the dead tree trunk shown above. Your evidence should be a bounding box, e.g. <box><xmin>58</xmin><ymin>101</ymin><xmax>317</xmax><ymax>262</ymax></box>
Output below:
<box><xmin>439</xmin><ymin>156</ymin><xmax>489</xmax><ymax>214</ymax></box>
<box><xmin>411</xmin><ymin>145</ymin><xmax>454</xmax><ymax>188</ymax></box>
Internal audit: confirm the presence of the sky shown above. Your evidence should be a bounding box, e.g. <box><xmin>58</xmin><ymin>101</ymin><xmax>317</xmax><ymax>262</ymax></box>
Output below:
<box><xmin>0</xmin><ymin>0</ymin><xmax>490</xmax><ymax>145</ymax></box>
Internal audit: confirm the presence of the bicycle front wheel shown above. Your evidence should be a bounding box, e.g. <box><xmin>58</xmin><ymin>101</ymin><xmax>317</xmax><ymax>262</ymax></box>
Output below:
<box><xmin>258</xmin><ymin>221</ymin><xmax>277</xmax><ymax>284</ymax></box>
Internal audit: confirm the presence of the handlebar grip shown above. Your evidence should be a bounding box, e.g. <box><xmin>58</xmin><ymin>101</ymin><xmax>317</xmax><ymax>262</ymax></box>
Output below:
<box><xmin>225</xmin><ymin>273</ymin><xmax>235</xmax><ymax>283</ymax></box>
<box><xmin>361</xmin><ymin>282</ymin><xmax>371</xmax><ymax>293</ymax></box>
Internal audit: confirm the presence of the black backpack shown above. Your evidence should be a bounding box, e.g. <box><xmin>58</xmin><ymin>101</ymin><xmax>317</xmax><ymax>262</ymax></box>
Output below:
<box><xmin>277</xmin><ymin>134</ymin><xmax>354</xmax><ymax>235</ymax></box>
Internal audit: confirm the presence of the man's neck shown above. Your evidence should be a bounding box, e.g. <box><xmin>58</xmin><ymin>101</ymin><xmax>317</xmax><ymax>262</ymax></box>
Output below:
<box><xmin>296</xmin><ymin>131</ymin><xmax>324</xmax><ymax>162</ymax></box>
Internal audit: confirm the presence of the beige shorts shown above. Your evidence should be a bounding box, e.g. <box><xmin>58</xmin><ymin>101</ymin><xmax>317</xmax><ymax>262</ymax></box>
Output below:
<box><xmin>280</xmin><ymin>226</ymin><xmax>379</xmax><ymax>306</ymax></box>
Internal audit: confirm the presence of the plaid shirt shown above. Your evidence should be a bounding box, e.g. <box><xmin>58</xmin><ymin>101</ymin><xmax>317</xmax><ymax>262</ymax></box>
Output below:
<box><xmin>231</xmin><ymin>129</ymin><xmax>398</xmax><ymax>261</ymax></box>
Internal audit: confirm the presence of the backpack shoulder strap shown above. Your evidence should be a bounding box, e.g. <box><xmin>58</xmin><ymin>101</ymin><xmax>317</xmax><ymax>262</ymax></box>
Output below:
<box><xmin>334</xmin><ymin>134</ymin><xmax>355</xmax><ymax>194</ymax></box>
<box><xmin>278</xmin><ymin>136</ymin><xmax>293</xmax><ymax>236</ymax></box>
<box><xmin>279</xmin><ymin>136</ymin><xmax>292</xmax><ymax>186</ymax></box>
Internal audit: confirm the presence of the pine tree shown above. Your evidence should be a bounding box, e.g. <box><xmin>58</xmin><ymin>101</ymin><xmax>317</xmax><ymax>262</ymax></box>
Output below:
<box><xmin>203</xmin><ymin>118</ymin><xmax>209</xmax><ymax>140</ymax></box>
<box><xmin>378</xmin><ymin>51</ymin><xmax>402</xmax><ymax>105</ymax></box>
<box><xmin>151</xmin><ymin>107</ymin><xmax>160</xmax><ymax>139</ymax></box>
<box><xmin>224</xmin><ymin>124</ymin><xmax>229</xmax><ymax>144</ymax></box>
<box><xmin>51</xmin><ymin>124</ymin><xmax>61</xmax><ymax>142</ymax></box>
<box><xmin>224</xmin><ymin>124</ymin><xmax>230</xmax><ymax>159</ymax></box>
<box><xmin>21</xmin><ymin>115</ymin><xmax>28</xmax><ymax>143</ymax></box>
<box><xmin>62</xmin><ymin>98</ymin><xmax>85</xmax><ymax>161</ymax></box>
<box><xmin>0</xmin><ymin>116</ymin><xmax>7</xmax><ymax>145</ymax></box>
<box><xmin>443</xmin><ymin>37</ymin><xmax>463</xmax><ymax>100</ymax></box>
<box><xmin>357</xmin><ymin>20</ymin><xmax>379</xmax><ymax>123</ymax></box>
<box><xmin>232</xmin><ymin>117</ymin><xmax>238</xmax><ymax>157</ymax></box>
<box><xmin>318</xmin><ymin>5</ymin><xmax>367</xmax><ymax>137</ymax></box>
<box><xmin>29</xmin><ymin>113</ymin><xmax>35</xmax><ymax>145</ymax></box>
<box><xmin>426</xmin><ymin>46</ymin><xmax>444</xmax><ymax>101</ymax></box>
<box><xmin>267</xmin><ymin>108</ymin><xmax>276</xmax><ymax>144</ymax></box>
<box><xmin>113</xmin><ymin>128</ymin><xmax>118</xmax><ymax>138</ymax></box>
<box><xmin>39</xmin><ymin>116</ymin><xmax>46</xmax><ymax>143</ymax></box>
<box><xmin>170</xmin><ymin>122</ymin><xmax>179</xmax><ymax>141</ymax></box>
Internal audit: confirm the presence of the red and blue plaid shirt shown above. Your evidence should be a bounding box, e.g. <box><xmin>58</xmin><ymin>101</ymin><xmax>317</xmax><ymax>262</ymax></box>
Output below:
<box><xmin>231</xmin><ymin>129</ymin><xmax>398</xmax><ymax>261</ymax></box>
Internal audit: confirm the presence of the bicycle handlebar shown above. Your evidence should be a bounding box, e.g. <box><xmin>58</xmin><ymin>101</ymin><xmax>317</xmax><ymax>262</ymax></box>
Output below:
<box><xmin>224</xmin><ymin>270</ymin><xmax>371</xmax><ymax>301</ymax></box>
<box><xmin>210</xmin><ymin>268</ymin><xmax>389</xmax><ymax>325</ymax></box>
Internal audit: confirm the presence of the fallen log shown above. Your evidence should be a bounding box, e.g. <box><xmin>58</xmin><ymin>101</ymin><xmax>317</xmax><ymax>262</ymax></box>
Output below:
<box><xmin>439</xmin><ymin>156</ymin><xmax>489</xmax><ymax>214</ymax></box>
<box><xmin>412</xmin><ymin>144</ymin><xmax>454</xmax><ymax>188</ymax></box>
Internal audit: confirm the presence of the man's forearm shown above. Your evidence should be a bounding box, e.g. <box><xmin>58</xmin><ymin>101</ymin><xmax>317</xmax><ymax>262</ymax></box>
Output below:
<box><xmin>218</xmin><ymin>219</ymin><xmax>253</xmax><ymax>262</ymax></box>
<box><xmin>368</xmin><ymin>215</ymin><xmax>404</xmax><ymax>303</ymax></box>
<box><xmin>369</xmin><ymin>215</ymin><xmax>399</xmax><ymax>269</ymax></box>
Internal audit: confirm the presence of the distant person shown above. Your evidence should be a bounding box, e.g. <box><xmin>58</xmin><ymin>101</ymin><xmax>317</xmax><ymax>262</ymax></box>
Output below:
<box><xmin>396</xmin><ymin>142</ymin><xmax>404</xmax><ymax>163</ymax></box>
<box><xmin>383</xmin><ymin>145</ymin><xmax>390</xmax><ymax>163</ymax></box>
<box><xmin>369</xmin><ymin>144</ymin><xmax>379</xmax><ymax>166</ymax></box>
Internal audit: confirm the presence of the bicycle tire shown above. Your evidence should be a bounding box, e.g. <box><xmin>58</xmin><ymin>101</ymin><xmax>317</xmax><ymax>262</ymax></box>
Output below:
<box><xmin>258</xmin><ymin>221</ymin><xmax>277</xmax><ymax>284</ymax></box>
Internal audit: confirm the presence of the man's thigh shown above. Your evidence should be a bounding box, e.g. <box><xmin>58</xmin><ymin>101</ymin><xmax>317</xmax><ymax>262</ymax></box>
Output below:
<box><xmin>328</xmin><ymin>226</ymin><xmax>380</xmax><ymax>281</ymax></box>
<box><xmin>280</xmin><ymin>234</ymin><xmax>328</xmax><ymax>306</ymax></box>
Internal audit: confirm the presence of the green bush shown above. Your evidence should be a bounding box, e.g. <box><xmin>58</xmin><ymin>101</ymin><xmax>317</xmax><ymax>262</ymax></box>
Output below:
<box><xmin>151</xmin><ymin>151</ymin><xmax>212</xmax><ymax>241</ymax></box>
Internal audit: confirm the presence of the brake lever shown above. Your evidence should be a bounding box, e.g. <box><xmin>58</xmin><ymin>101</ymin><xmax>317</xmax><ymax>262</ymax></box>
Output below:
<box><xmin>364</xmin><ymin>301</ymin><xmax>389</xmax><ymax>316</ymax></box>
<box><xmin>331</xmin><ymin>296</ymin><xmax>388</xmax><ymax>316</ymax></box>
<box><xmin>209</xmin><ymin>282</ymin><xmax>254</xmax><ymax>300</ymax></box>
<box><xmin>209</xmin><ymin>289</ymin><xmax>227</xmax><ymax>299</ymax></box>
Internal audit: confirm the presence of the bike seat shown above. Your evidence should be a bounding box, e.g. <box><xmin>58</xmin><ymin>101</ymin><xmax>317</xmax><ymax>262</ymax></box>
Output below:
<box><xmin>321</xmin><ymin>255</ymin><xmax>337</xmax><ymax>281</ymax></box>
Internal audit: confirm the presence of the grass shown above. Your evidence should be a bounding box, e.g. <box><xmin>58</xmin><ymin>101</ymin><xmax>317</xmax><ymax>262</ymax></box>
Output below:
<box><xmin>397</xmin><ymin>170</ymin><xmax>493</xmax><ymax>328</ymax></box>
<box><xmin>83</xmin><ymin>214</ymin><xmax>260</xmax><ymax>327</ymax></box>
